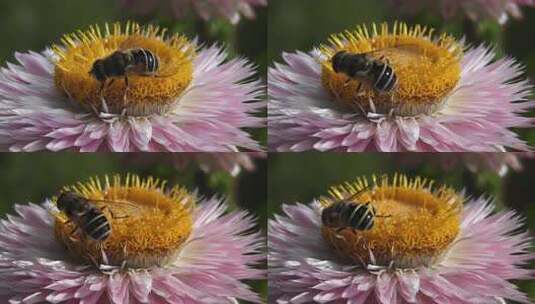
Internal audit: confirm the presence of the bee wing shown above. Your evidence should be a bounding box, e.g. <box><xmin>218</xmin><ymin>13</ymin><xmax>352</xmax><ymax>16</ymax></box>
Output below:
<box><xmin>89</xmin><ymin>199</ymin><xmax>142</xmax><ymax>218</ymax></box>
<box><xmin>154</xmin><ymin>71</ymin><xmax>178</xmax><ymax>78</ymax></box>
<box><xmin>118</xmin><ymin>35</ymin><xmax>146</xmax><ymax>51</ymax></box>
<box><xmin>357</xmin><ymin>44</ymin><xmax>422</xmax><ymax>57</ymax></box>
<box><xmin>344</xmin><ymin>186</ymin><xmax>371</xmax><ymax>201</ymax></box>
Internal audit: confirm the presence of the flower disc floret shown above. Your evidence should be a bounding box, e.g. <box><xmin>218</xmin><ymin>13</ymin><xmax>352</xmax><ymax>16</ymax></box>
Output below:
<box><xmin>54</xmin><ymin>22</ymin><xmax>195</xmax><ymax>115</ymax></box>
<box><xmin>320</xmin><ymin>175</ymin><xmax>462</xmax><ymax>268</ymax></box>
<box><xmin>54</xmin><ymin>174</ymin><xmax>194</xmax><ymax>268</ymax></box>
<box><xmin>321</xmin><ymin>23</ymin><xmax>462</xmax><ymax>116</ymax></box>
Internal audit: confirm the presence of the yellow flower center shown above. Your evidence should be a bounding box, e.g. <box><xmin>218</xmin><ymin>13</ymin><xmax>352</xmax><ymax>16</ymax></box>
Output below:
<box><xmin>53</xmin><ymin>174</ymin><xmax>194</xmax><ymax>268</ymax></box>
<box><xmin>53</xmin><ymin>22</ymin><xmax>195</xmax><ymax>116</ymax></box>
<box><xmin>321</xmin><ymin>175</ymin><xmax>462</xmax><ymax>268</ymax></box>
<box><xmin>320</xmin><ymin>23</ymin><xmax>462</xmax><ymax>116</ymax></box>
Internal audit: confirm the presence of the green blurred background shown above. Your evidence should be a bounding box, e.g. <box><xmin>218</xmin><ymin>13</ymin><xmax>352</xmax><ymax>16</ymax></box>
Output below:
<box><xmin>268</xmin><ymin>153</ymin><xmax>535</xmax><ymax>302</ymax></box>
<box><xmin>268</xmin><ymin>0</ymin><xmax>535</xmax><ymax>148</ymax></box>
<box><xmin>0</xmin><ymin>153</ymin><xmax>267</xmax><ymax>303</ymax></box>
<box><xmin>0</xmin><ymin>0</ymin><xmax>267</xmax><ymax>147</ymax></box>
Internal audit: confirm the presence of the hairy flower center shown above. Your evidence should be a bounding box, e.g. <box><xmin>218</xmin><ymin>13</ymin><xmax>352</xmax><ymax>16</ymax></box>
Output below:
<box><xmin>321</xmin><ymin>175</ymin><xmax>462</xmax><ymax>268</ymax></box>
<box><xmin>320</xmin><ymin>23</ymin><xmax>462</xmax><ymax>116</ymax></box>
<box><xmin>54</xmin><ymin>175</ymin><xmax>194</xmax><ymax>268</ymax></box>
<box><xmin>53</xmin><ymin>22</ymin><xmax>195</xmax><ymax>116</ymax></box>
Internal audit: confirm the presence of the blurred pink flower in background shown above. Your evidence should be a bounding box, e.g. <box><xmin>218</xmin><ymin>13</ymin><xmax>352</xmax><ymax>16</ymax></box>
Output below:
<box><xmin>396</xmin><ymin>152</ymin><xmax>533</xmax><ymax>176</ymax></box>
<box><xmin>169</xmin><ymin>152</ymin><xmax>265</xmax><ymax>176</ymax></box>
<box><xmin>125</xmin><ymin>152</ymin><xmax>266</xmax><ymax>176</ymax></box>
<box><xmin>0</xmin><ymin>198</ymin><xmax>265</xmax><ymax>303</ymax></box>
<box><xmin>388</xmin><ymin>0</ymin><xmax>534</xmax><ymax>24</ymax></box>
<box><xmin>121</xmin><ymin>0</ymin><xmax>267</xmax><ymax>24</ymax></box>
<box><xmin>269</xmin><ymin>199</ymin><xmax>534</xmax><ymax>303</ymax></box>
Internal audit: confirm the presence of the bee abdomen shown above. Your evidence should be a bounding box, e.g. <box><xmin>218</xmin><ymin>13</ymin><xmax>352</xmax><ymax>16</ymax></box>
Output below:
<box><xmin>347</xmin><ymin>203</ymin><xmax>375</xmax><ymax>230</ymax></box>
<box><xmin>373</xmin><ymin>63</ymin><xmax>397</xmax><ymax>92</ymax></box>
<box><xmin>132</xmin><ymin>49</ymin><xmax>159</xmax><ymax>73</ymax></box>
<box><xmin>81</xmin><ymin>212</ymin><xmax>111</xmax><ymax>241</ymax></box>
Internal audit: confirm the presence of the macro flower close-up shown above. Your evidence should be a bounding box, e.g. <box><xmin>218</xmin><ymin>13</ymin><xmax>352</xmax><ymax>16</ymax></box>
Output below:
<box><xmin>0</xmin><ymin>174</ymin><xmax>265</xmax><ymax>303</ymax></box>
<box><xmin>268</xmin><ymin>22</ymin><xmax>535</xmax><ymax>152</ymax></box>
<box><xmin>120</xmin><ymin>0</ymin><xmax>268</xmax><ymax>24</ymax></box>
<box><xmin>388</xmin><ymin>0</ymin><xmax>535</xmax><ymax>24</ymax></box>
<box><xmin>0</xmin><ymin>22</ymin><xmax>265</xmax><ymax>152</ymax></box>
<box><xmin>269</xmin><ymin>174</ymin><xmax>535</xmax><ymax>303</ymax></box>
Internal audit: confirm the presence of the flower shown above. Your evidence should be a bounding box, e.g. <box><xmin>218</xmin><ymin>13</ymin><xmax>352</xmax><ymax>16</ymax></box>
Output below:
<box><xmin>388</xmin><ymin>0</ymin><xmax>535</xmax><ymax>24</ymax></box>
<box><xmin>120</xmin><ymin>0</ymin><xmax>267</xmax><ymax>24</ymax></box>
<box><xmin>268</xmin><ymin>22</ymin><xmax>535</xmax><ymax>152</ymax></box>
<box><xmin>0</xmin><ymin>22</ymin><xmax>265</xmax><ymax>152</ymax></box>
<box><xmin>123</xmin><ymin>152</ymin><xmax>266</xmax><ymax>176</ymax></box>
<box><xmin>169</xmin><ymin>152</ymin><xmax>266</xmax><ymax>176</ymax></box>
<box><xmin>269</xmin><ymin>175</ymin><xmax>534</xmax><ymax>303</ymax></box>
<box><xmin>0</xmin><ymin>175</ymin><xmax>265</xmax><ymax>303</ymax></box>
<box><xmin>395</xmin><ymin>152</ymin><xmax>533</xmax><ymax>176</ymax></box>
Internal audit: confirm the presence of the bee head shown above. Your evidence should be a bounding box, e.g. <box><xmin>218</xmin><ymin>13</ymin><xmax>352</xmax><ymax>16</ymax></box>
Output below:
<box><xmin>89</xmin><ymin>60</ymin><xmax>106</xmax><ymax>81</ymax></box>
<box><xmin>331</xmin><ymin>51</ymin><xmax>347</xmax><ymax>73</ymax></box>
<box><xmin>321</xmin><ymin>206</ymin><xmax>340</xmax><ymax>227</ymax></box>
<box><xmin>56</xmin><ymin>191</ymin><xmax>85</xmax><ymax>215</ymax></box>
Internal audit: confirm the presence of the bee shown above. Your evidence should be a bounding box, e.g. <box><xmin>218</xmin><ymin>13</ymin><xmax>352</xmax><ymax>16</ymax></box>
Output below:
<box><xmin>321</xmin><ymin>188</ymin><xmax>389</xmax><ymax>233</ymax></box>
<box><xmin>331</xmin><ymin>48</ymin><xmax>398</xmax><ymax>95</ymax></box>
<box><xmin>89</xmin><ymin>48</ymin><xmax>160</xmax><ymax>95</ymax></box>
<box><xmin>56</xmin><ymin>191</ymin><xmax>132</xmax><ymax>242</ymax></box>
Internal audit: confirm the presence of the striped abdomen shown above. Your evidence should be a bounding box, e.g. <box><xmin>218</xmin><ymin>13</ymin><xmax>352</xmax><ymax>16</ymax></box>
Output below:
<box><xmin>322</xmin><ymin>201</ymin><xmax>376</xmax><ymax>231</ymax></box>
<box><xmin>130</xmin><ymin>48</ymin><xmax>159</xmax><ymax>74</ymax></box>
<box><xmin>79</xmin><ymin>208</ymin><xmax>111</xmax><ymax>241</ymax></box>
<box><xmin>371</xmin><ymin>61</ymin><xmax>397</xmax><ymax>93</ymax></box>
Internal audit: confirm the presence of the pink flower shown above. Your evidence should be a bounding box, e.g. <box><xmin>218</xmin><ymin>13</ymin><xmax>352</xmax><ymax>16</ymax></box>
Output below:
<box><xmin>124</xmin><ymin>152</ymin><xmax>266</xmax><ymax>176</ymax></box>
<box><xmin>269</xmin><ymin>25</ymin><xmax>534</xmax><ymax>152</ymax></box>
<box><xmin>121</xmin><ymin>0</ymin><xmax>267</xmax><ymax>24</ymax></box>
<box><xmin>169</xmin><ymin>152</ymin><xmax>266</xmax><ymax>176</ymax></box>
<box><xmin>0</xmin><ymin>198</ymin><xmax>265</xmax><ymax>303</ymax></box>
<box><xmin>269</xmin><ymin>199</ymin><xmax>534</xmax><ymax>303</ymax></box>
<box><xmin>396</xmin><ymin>152</ymin><xmax>533</xmax><ymax>176</ymax></box>
<box><xmin>0</xmin><ymin>23</ymin><xmax>265</xmax><ymax>152</ymax></box>
<box><xmin>389</xmin><ymin>0</ymin><xmax>535</xmax><ymax>24</ymax></box>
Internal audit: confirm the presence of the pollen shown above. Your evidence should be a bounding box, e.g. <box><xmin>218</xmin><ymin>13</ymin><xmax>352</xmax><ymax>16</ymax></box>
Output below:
<box><xmin>53</xmin><ymin>22</ymin><xmax>195</xmax><ymax>116</ymax></box>
<box><xmin>320</xmin><ymin>174</ymin><xmax>462</xmax><ymax>268</ymax></box>
<box><xmin>320</xmin><ymin>22</ymin><xmax>462</xmax><ymax>116</ymax></box>
<box><xmin>53</xmin><ymin>174</ymin><xmax>194</xmax><ymax>268</ymax></box>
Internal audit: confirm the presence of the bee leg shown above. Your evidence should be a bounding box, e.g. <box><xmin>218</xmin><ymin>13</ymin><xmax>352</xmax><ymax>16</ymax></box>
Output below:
<box><xmin>355</xmin><ymin>83</ymin><xmax>363</xmax><ymax>96</ymax></box>
<box><xmin>97</xmin><ymin>81</ymin><xmax>109</xmax><ymax>113</ymax></box>
<box><xmin>107</xmin><ymin>78</ymin><xmax>115</xmax><ymax>89</ymax></box>
<box><xmin>98</xmin><ymin>81</ymin><xmax>106</xmax><ymax>95</ymax></box>
<box><xmin>368</xmin><ymin>97</ymin><xmax>377</xmax><ymax>113</ymax></box>
<box><xmin>100</xmin><ymin>245</ymin><xmax>109</xmax><ymax>265</ymax></box>
<box><xmin>87</xmin><ymin>253</ymin><xmax>99</xmax><ymax>267</ymax></box>
<box><xmin>123</xmin><ymin>75</ymin><xmax>130</xmax><ymax>105</ymax></box>
<box><xmin>60</xmin><ymin>83</ymin><xmax>74</xmax><ymax>101</ymax></box>
<box><xmin>121</xmin><ymin>244</ymin><xmax>128</xmax><ymax>270</ymax></box>
<box><xmin>65</xmin><ymin>221</ymin><xmax>80</xmax><ymax>241</ymax></box>
<box><xmin>335</xmin><ymin>227</ymin><xmax>346</xmax><ymax>240</ymax></box>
